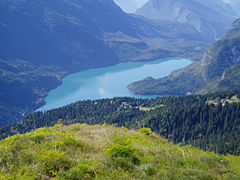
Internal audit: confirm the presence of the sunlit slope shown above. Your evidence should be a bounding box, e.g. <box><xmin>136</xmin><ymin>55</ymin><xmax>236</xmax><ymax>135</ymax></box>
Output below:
<box><xmin>0</xmin><ymin>124</ymin><xmax>239</xmax><ymax>179</ymax></box>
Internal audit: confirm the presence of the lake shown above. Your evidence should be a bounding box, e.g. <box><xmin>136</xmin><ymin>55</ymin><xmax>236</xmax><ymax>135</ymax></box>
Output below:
<box><xmin>38</xmin><ymin>58</ymin><xmax>192</xmax><ymax>111</ymax></box>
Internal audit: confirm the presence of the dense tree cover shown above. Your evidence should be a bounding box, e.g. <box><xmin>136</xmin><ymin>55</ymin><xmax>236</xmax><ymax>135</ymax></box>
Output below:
<box><xmin>0</xmin><ymin>124</ymin><xmax>239</xmax><ymax>179</ymax></box>
<box><xmin>0</xmin><ymin>90</ymin><xmax>240</xmax><ymax>155</ymax></box>
<box><xmin>0</xmin><ymin>59</ymin><xmax>67</xmax><ymax>126</ymax></box>
<box><xmin>0</xmin><ymin>105</ymin><xmax>24</xmax><ymax>127</ymax></box>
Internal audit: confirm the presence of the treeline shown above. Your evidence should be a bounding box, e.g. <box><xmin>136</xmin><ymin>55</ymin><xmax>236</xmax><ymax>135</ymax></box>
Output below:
<box><xmin>0</xmin><ymin>90</ymin><xmax>240</xmax><ymax>155</ymax></box>
<box><xmin>0</xmin><ymin>104</ymin><xmax>25</xmax><ymax>127</ymax></box>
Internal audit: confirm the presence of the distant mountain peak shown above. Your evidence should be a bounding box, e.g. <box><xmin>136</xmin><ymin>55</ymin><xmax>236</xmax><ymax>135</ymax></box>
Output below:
<box><xmin>128</xmin><ymin>17</ymin><xmax>240</xmax><ymax>95</ymax></box>
<box><xmin>135</xmin><ymin>0</ymin><xmax>237</xmax><ymax>41</ymax></box>
<box><xmin>232</xmin><ymin>18</ymin><xmax>240</xmax><ymax>28</ymax></box>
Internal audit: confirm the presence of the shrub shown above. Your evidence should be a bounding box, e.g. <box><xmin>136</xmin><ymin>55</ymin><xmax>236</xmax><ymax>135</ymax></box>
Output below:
<box><xmin>104</xmin><ymin>136</ymin><xmax>143</xmax><ymax>171</ymax></box>
<box><xmin>138</xmin><ymin>128</ymin><xmax>152</xmax><ymax>136</ymax></box>
<box><xmin>61</xmin><ymin>136</ymin><xmax>88</xmax><ymax>151</ymax></box>
<box><xmin>144</xmin><ymin>166</ymin><xmax>157</xmax><ymax>176</ymax></box>
<box><xmin>59</xmin><ymin>159</ymin><xmax>99</xmax><ymax>180</ymax></box>
<box><xmin>30</xmin><ymin>135</ymin><xmax>45</xmax><ymax>144</ymax></box>
<box><xmin>36</xmin><ymin>150</ymin><xmax>74</xmax><ymax>177</ymax></box>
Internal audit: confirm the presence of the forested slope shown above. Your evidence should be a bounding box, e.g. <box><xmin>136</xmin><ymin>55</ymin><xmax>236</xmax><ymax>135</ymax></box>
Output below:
<box><xmin>1</xmin><ymin>90</ymin><xmax>240</xmax><ymax>155</ymax></box>
<box><xmin>128</xmin><ymin>18</ymin><xmax>240</xmax><ymax>96</ymax></box>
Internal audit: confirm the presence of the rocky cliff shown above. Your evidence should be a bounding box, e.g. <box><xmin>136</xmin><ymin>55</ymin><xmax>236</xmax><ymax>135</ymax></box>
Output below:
<box><xmin>136</xmin><ymin>0</ymin><xmax>237</xmax><ymax>41</ymax></box>
<box><xmin>128</xmin><ymin>18</ymin><xmax>240</xmax><ymax>95</ymax></box>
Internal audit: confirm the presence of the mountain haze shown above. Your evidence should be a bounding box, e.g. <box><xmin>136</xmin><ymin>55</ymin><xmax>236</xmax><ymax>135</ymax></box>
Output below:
<box><xmin>0</xmin><ymin>0</ymin><xmax>207</xmax><ymax>69</ymax></box>
<box><xmin>114</xmin><ymin>0</ymin><xmax>149</xmax><ymax>13</ymax></box>
<box><xmin>135</xmin><ymin>0</ymin><xmax>237</xmax><ymax>41</ymax></box>
<box><xmin>223</xmin><ymin>0</ymin><xmax>240</xmax><ymax>15</ymax></box>
<box><xmin>0</xmin><ymin>0</ymin><xmax>209</xmax><ymax>125</ymax></box>
<box><xmin>128</xmin><ymin>19</ymin><xmax>240</xmax><ymax>96</ymax></box>
<box><xmin>0</xmin><ymin>1</ymin><xmax>240</xmax><ymax>177</ymax></box>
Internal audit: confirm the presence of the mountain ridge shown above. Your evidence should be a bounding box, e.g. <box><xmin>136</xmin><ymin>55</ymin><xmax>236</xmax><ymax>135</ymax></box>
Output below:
<box><xmin>128</xmin><ymin>18</ymin><xmax>240</xmax><ymax>96</ymax></box>
<box><xmin>0</xmin><ymin>0</ymin><xmax>209</xmax><ymax>125</ymax></box>
<box><xmin>135</xmin><ymin>0</ymin><xmax>237</xmax><ymax>41</ymax></box>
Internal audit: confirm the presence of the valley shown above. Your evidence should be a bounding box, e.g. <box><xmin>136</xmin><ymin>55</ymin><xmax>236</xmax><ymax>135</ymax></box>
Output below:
<box><xmin>128</xmin><ymin>18</ymin><xmax>240</xmax><ymax>96</ymax></box>
<box><xmin>1</xmin><ymin>90</ymin><xmax>240</xmax><ymax>156</ymax></box>
<box><xmin>0</xmin><ymin>0</ymin><xmax>209</xmax><ymax>125</ymax></box>
<box><xmin>0</xmin><ymin>0</ymin><xmax>240</xmax><ymax>178</ymax></box>
<box><xmin>38</xmin><ymin>58</ymin><xmax>192</xmax><ymax>111</ymax></box>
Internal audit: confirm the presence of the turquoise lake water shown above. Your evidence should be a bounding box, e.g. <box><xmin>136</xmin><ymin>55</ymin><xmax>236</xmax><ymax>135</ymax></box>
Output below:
<box><xmin>38</xmin><ymin>58</ymin><xmax>192</xmax><ymax>111</ymax></box>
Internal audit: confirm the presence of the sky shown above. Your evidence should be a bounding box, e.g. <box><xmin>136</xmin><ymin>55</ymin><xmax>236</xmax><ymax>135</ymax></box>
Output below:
<box><xmin>114</xmin><ymin>0</ymin><xmax>240</xmax><ymax>15</ymax></box>
<box><xmin>114</xmin><ymin>0</ymin><xmax>149</xmax><ymax>13</ymax></box>
<box><xmin>221</xmin><ymin>0</ymin><xmax>240</xmax><ymax>15</ymax></box>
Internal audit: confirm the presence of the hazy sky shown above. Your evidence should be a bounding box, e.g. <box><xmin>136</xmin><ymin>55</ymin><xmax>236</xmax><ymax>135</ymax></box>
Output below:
<box><xmin>222</xmin><ymin>0</ymin><xmax>240</xmax><ymax>15</ymax></box>
<box><xmin>114</xmin><ymin>0</ymin><xmax>149</xmax><ymax>13</ymax></box>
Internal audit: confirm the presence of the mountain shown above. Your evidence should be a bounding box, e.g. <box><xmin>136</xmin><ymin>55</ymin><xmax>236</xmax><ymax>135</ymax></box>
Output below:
<box><xmin>0</xmin><ymin>60</ymin><xmax>68</xmax><ymax>126</ymax></box>
<box><xmin>0</xmin><ymin>0</ymin><xmax>209</xmax><ymax>126</ymax></box>
<box><xmin>135</xmin><ymin>0</ymin><xmax>237</xmax><ymax>41</ymax></box>
<box><xmin>1</xmin><ymin>90</ymin><xmax>240</xmax><ymax>155</ymax></box>
<box><xmin>128</xmin><ymin>19</ymin><xmax>240</xmax><ymax>96</ymax></box>
<box><xmin>0</xmin><ymin>124</ymin><xmax>240</xmax><ymax>179</ymax></box>
<box><xmin>198</xmin><ymin>64</ymin><xmax>240</xmax><ymax>94</ymax></box>
<box><xmin>0</xmin><ymin>0</ymin><xmax>208</xmax><ymax>70</ymax></box>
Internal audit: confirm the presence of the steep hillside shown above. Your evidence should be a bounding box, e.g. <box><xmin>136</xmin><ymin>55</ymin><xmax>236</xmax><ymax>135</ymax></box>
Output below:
<box><xmin>0</xmin><ymin>0</ymin><xmax>208</xmax><ymax>125</ymax></box>
<box><xmin>128</xmin><ymin>19</ymin><xmax>240</xmax><ymax>96</ymax></box>
<box><xmin>0</xmin><ymin>59</ymin><xmax>68</xmax><ymax>125</ymax></box>
<box><xmin>198</xmin><ymin>64</ymin><xmax>240</xmax><ymax>94</ymax></box>
<box><xmin>0</xmin><ymin>0</ymin><xmax>207</xmax><ymax>68</ymax></box>
<box><xmin>0</xmin><ymin>124</ymin><xmax>239</xmax><ymax>179</ymax></box>
<box><xmin>1</xmin><ymin>90</ymin><xmax>240</xmax><ymax>155</ymax></box>
<box><xmin>135</xmin><ymin>0</ymin><xmax>237</xmax><ymax>41</ymax></box>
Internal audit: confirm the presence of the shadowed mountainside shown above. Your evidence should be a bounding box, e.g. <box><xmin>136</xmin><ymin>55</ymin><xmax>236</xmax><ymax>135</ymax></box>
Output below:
<box><xmin>128</xmin><ymin>19</ymin><xmax>240</xmax><ymax>96</ymax></box>
<box><xmin>0</xmin><ymin>0</ymin><xmax>209</xmax><ymax>125</ymax></box>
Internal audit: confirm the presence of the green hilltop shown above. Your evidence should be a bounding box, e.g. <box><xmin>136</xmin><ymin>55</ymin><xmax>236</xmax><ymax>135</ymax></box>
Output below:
<box><xmin>1</xmin><ymin>90</ymin><xmax>240</xmax><ymax>155</ymax></box>
<box><xmin>0</xmin><ymin>124</ymin><xmax>239</xmax><ymax>179</ymax></box>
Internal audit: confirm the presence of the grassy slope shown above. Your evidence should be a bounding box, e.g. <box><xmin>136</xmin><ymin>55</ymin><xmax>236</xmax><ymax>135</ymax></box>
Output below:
<box><xmin>0</xmin><ymin>124</ymin><xmax>239</xmax><ymax>179</ymax></box>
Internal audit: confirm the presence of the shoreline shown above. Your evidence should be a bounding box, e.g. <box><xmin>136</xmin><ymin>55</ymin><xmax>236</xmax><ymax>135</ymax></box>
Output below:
<box><xmin>37</xmin><ymin>57</ymin><xmax>192</xmax><ymax>112</ymax></box>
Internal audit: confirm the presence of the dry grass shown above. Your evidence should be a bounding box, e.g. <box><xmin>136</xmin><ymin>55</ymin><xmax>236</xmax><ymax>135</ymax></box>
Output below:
<box><xmin>0</xmin><ymin>123</ymin><xmax>239</xmax><ymax>179</ymax></box>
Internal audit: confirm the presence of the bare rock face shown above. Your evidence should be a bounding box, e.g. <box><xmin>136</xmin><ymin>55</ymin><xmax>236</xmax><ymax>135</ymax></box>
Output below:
<box><xmin>128</xmin><ymin>18</ymin><xmax>240</xmax><ymax>96</ymax></box>
<box><xmin>135</xmin><ymin>0</ymin><xmax>237</xmax><ymax>41</ymax></box>
<box><xmin>201</xmin><ymin>20</ymin><xmax>240</xmax><ymax>81</ymax></box>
